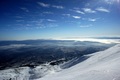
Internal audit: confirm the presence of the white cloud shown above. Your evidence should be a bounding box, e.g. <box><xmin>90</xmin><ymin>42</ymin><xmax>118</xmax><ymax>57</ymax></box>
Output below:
<box><xmin>20</xmin><ymin>7</ymin><xmax>29</xmax><ymax>12</ymax></box>
<box><xmin>0</xmin><ymin>44</ymin><xmax>31</xmax><ymax>50</ymax></box>
<box><xmin>96</xmin><ymin>7</ymin><xmax>110</xmax><ymax>13</ymax></box>
<box><xmin>80</xmin><ymin>24</ymin><xmax>92</xmax><ymax>28</ymax></box>
<box><xmin>48</xmin><ymin>23</ymin><xmax>58</xmax><ymax>28</ymax></box>
<box><xmin>104</xmin><ymin>0</ymin><xmax>115</xmax><ymax>4</ymax></box>
<box><xmin>75</xmin><ymin>10</ymin><xmax>85</xmax><ymax>14</ymax></box>
<box><xmin>47</xmin><ymin>19</ymin><xmax>56</xmax><ymax>22</ymax></box>
<box><xmin>83</xmin><ymin>8</ymin><xmax>96</xmax><ymax>13</ymax></box>
<box><xmin>36</xmin><ymin>26</ymin><xmax>46</xmax><ymax>29</ymax></box>
<box><xmin>37</xmin><ymin>2</ymin><xmax>64</xmax><ymax>9</ymax></box>
<box><xmin>70</xmin><ymin>9</ymin><xmax>85</xmax><ymax>14</ymax></box>
<box><xmin>52</xmin><ymin>5</ymin><xmax>64</xmax><ymax>9</ymax></box>
<box><xmin>72</xmin><ymin>16</ymin><xmax>81</xmax><ymax>19</ymax></box>
<box><xmin>37</xmin><ymin>2</ymin><xmax>50</xmax><ymax>8</ymax></box>
<box><xmin>88</xmin><ymin>18</ymin><xmax>97</xmax><ymax>22</ymax></box>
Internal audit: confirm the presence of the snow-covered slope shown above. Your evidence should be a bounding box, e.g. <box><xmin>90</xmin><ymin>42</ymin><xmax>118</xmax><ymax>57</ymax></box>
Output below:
<box><xmin>0</xmin><ymin>44</ymin><xmax>120</xmax><ymax>80</ymax></box>
<box><xmin>0</xmin><ymin>64</ymin><xmax>61</xmax><ymax>80</ymax></box>
<box><xmin>37</xmin><ymin>44</ymin><xmax>120</xmax><ymax>80</ymax></box>
<box><xmin>0</xmin><ymin>67</ymin><xmax>30</xmax><ymax>80</ymax></box>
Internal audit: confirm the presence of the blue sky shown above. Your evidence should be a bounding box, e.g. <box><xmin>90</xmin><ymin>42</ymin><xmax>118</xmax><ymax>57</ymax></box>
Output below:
<box><xmin>0</xmin><ymin>0</ymin><xmax>120</xmax><ymax>40</ymax></box>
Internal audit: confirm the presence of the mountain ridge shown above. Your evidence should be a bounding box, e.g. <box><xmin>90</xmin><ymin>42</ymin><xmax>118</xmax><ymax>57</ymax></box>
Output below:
<box><xmin>38</xmin><ymin>44</ymin><xmax>120</xmax><ymax>80</ymax></box>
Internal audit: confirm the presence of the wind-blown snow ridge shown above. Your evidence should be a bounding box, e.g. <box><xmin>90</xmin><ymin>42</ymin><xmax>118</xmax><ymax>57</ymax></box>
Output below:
<box><xmin>37</xmin><ymin>44</ymin><xmax>120</xmax><ymax>80</ymax></box>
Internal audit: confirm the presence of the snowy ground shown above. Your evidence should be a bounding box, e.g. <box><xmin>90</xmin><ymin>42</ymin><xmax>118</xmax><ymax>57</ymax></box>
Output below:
<box><xmin>0</xmin><ymin>44</ymin><xmax>120</xmax><ymax>80</ymax></box>
<box><xmin>37</xmin><ymin>44</ymin><xmax>120</xmax><ymax>80</ymax></box>
<box><xmin>0</xmin><ymin>64</ymin><xmax>61</xmax><ymax>80</ymax></box>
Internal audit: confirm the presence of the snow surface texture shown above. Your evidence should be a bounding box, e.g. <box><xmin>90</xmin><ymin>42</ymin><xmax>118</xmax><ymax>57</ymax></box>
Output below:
<box><xmin>37</xmin><ymin>44</ymin><xmax>120</xmax><ymax>80</ymax></box>
<box><xmin>0</xmin><ymin>64</ymin><xmax>61</xmax><ymax>80</ymax></box>
<box><xmin>0</xmin><ymin>44</ymin><xmax>120</xmax><ymax>80</ymax></box>
<box><xmin>0</xmin><ymin>67</ymin><xmax>30</xmax><ymax>80</ymax></box>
